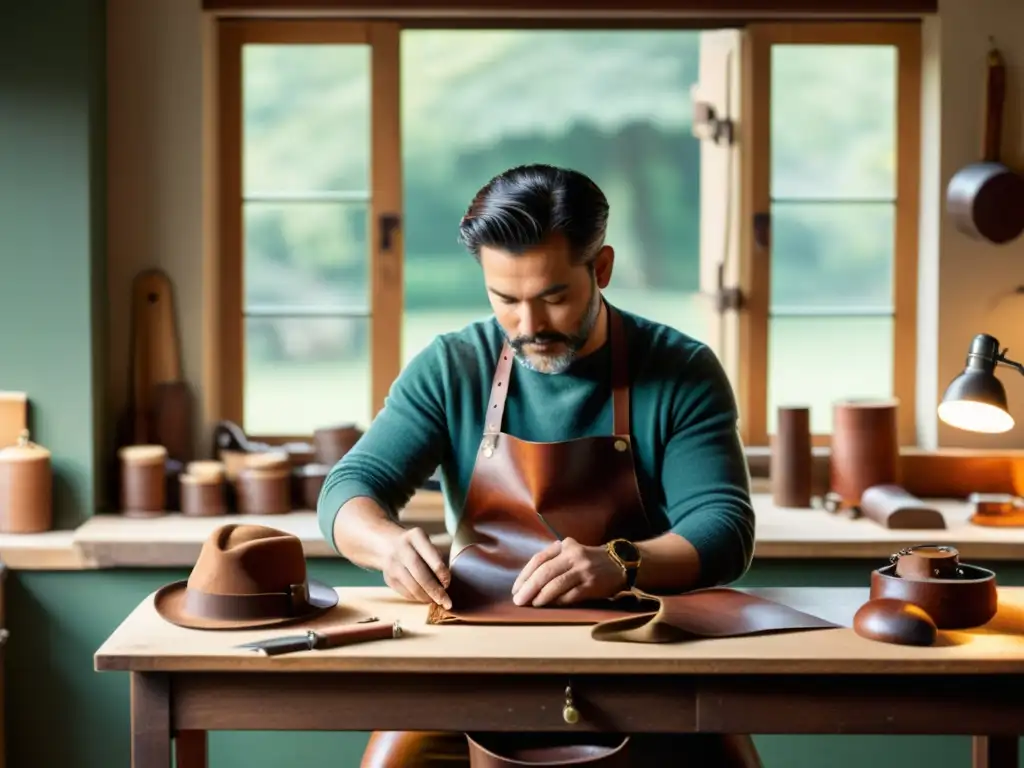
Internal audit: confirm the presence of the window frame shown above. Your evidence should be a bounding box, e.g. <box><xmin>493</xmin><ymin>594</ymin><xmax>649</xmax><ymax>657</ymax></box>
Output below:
<box><xmin>205</xmin><ymin>17</ymin><xmax>923</xmax><ymax>448</ymax></box>
<box><xmin>209</xmin><ymin>19</ymin><xmax>403</xmax><ymax>444</ymax></box>
<box><xmin>735</xmin><ymin>21</ymin><xmax>922</xmax><ymax>448</ymax></box>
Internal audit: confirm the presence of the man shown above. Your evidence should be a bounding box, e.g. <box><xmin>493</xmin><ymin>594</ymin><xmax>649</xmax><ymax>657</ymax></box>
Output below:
<box><xmin>318</xmin><ymin>164</ymin><xmax>759</xmax><ymax>767</ymax></box>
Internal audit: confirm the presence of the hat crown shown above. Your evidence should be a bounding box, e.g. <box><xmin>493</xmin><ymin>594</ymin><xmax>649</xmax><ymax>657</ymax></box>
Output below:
<box><xmin>187</xmin><ymin>524</ymin><xmax>308</xmax><ymax>595</ymax></box>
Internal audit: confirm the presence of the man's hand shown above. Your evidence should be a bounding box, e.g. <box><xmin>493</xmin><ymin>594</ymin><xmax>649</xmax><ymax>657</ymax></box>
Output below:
<box><xmin>511</xmin><ymin>538</ymin><xmax>625</xmax><ymax>607</ymax></box>
<box><xmin>381</xmin><ymin>527</ymin><xmax>452</xmax><ymax>609</ymax></box>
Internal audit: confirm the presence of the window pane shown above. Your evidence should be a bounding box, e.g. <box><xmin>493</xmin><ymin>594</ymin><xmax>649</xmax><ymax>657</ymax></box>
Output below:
<box><xmin>767</xmin><ymin>315</ymin><xmax>893</xmax><ymax>434</ymax></box>
<box><xmin>244</xmin><ymin>202</ymin><xmax>369</xmax><ymax>311</ymax></box>
<box><xmin>244</xmin><ymin>316</ymin><xmax>371</xmax><ymax>435</ymax></box>
<box><xmin>400</xmin><ymin>30</ymin><xmax>707</xmax><ymax>367</ymax></box>
<box><xmin>242</xmin><ymin>44</ymin><xmax>371</xmax><ymax>194</ymax></box>
<box><xmin>768</xmin><ymin>42</ymin><xmax>898</xmax><ymax>437</ymax></box>
<box><xmin>242</xmin><ymin>42</ymin><xmax>373</xmax><ymax>437</ymax></box>
<box><xmin>771</xmin><ymin>45</ymin><xmax>896</xmax><ymax>200</ymax></box>
<box><xmin>770</xmin><ymin>201</ymin><xmax>894</xmax><ymax>310</ymax></box>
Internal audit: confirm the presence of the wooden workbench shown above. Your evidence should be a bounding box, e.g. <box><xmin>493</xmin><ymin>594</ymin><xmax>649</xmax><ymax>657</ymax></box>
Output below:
<box><xmin>95</xmin><ymin>585</ymin><xmax>1024</xmax><ymax>768</ymax></box>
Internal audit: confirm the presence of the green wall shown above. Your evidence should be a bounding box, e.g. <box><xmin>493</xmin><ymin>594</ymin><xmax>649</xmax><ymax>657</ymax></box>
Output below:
<box><xmin>1</xmin><ymin>0</ymin><xmax>106</xmax><ymax>531</ymax></box>
<box><xmin>11</xmin><ymin>559</ymin><xmax>1020</xmax><ymax>768</ymax></box>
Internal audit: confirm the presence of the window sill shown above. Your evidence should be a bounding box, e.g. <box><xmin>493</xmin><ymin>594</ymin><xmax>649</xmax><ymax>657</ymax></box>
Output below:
<box><xmin>13</xmin><ymin>487</ymin><xmax>1024</xmax><ymax>571</ymax></box>
<box><xmin>0</xmin><ymin>530</ymin><xmax>96</xmax><ymax>570</ymax></box>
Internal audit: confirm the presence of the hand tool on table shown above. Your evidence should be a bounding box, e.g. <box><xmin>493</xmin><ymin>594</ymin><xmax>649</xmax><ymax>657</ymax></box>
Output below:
<box><xmin>237</xmin><ymin>617</ymin><xmax>404</xmax><ymax>656</ymax></box>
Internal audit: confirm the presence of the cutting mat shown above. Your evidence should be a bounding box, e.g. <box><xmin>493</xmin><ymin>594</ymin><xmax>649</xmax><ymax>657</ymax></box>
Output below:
<box><xmin>0</xmin><ymin>392</ymin><xmax>27</xmax><ymax>448</ymax></box>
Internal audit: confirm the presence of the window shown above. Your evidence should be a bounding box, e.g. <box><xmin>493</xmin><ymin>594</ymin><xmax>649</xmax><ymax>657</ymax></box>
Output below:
<box><xmin>735</xmin><ymin>23</ymin><xmax>921</xmax><ymax>447</ymax></box>
<box><xmin>213</xmin><ymin>21</ymin><xmax>402</xmax><ymax>439</ymax></box>
<box><xmin>400</xmin><ymin>29</ymin><xmax>713</xmax><ymax>368</ymax></box>
<box><xmin>209</xmin><ymin>18</ymin><xmax>921</xmax><ymax>449</ymax></box>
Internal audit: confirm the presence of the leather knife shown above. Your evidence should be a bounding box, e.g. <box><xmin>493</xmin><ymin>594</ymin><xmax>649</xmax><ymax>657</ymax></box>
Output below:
<box><xmin>237</xmin><ymin>617</ymin><xmax>403</xmax><ymax>656</ymax></box>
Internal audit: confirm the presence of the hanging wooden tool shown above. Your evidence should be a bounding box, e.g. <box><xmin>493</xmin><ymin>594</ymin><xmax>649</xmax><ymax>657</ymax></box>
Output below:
<box><xmin>128</xmin><ymin>269</ymin><xmax>194</xmax><ymax>463</ymax></box>
<box><xmin>946</xmin><ymin>40</ymin><xmax>1024</xmax><ymax>245</ymax></box>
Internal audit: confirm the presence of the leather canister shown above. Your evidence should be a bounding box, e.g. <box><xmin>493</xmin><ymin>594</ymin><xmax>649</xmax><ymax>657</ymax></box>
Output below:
<box><xmin>830</xmin><ymin>400</ymin><xmax>899</xmax><ymax>508</ymax></box>
<box><xmin>870</xmin><ymin>547</ymin><xmax>997</xmax><ymax>630</ymax></box>
<box><xmin>0</xmin><ymin>430</ymin><xmax>53</xmax><ymax>533</ymax></box>
<box><xmin>237</xmin><ymin>467</ymin><xmax>291</xmax><ymax>515</ymax></box>
<box><xmin>466</xmin><ymin>734</ymin><xmax>630</xmax><ymax>768</ymax></box>
<box><xmin>244</xmin><ymin>451</ymin><xmax>290</xmax><ymax>472</ymax></box>
<box><xmin>313</xmin><ymin>424</ymin><xmax>364</xmax><ymax>466</ymax></box>
<box><xmin>772</xmin><ymin>406</ymin><xmax>812</xmax><ymax>507</ymax></box>
<box><xmin>187</xmin><ymin>460</ymin><xmax>225</xmax><ymax>483</ymax></box>
<box><xmin>119</xmin><ymin>444</ymin><xmax>167</xmax><ymax>517</ymax></box>
<box><xmin>180</xmin><ymin>474</ymin><xmax>227</xmax><ymax>517</ymax></box>
<box><xmin>293</xmin><ymin>463</ymin><xmax>329</xmax><ymax>510</ymax></box>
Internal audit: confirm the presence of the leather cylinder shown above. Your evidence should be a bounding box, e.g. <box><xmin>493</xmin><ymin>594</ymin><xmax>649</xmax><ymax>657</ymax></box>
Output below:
<box><xmin>466</xmin><ymin>734</ymin><xmax>630</xmax><ymax>768</ymax></box>
<box><xmin>771</xmin><ymin>406</ymin><xmax>812</xmax><ymax>508</ymax></box>
<box><xmin>180</xmin><ymin>475</ymin><xmax>227</xmax><ymax>517</ymax></box>
<box><xmin>0</xmin><ymin>431</ymin><xmax>53</xmax><ymax>533</ymax></box>
<box><xmin>119</xmin><ymin>444</ymin><xmax>167</xmax><ymax>517</ymax></box>
<box><xmin>313</xmin><ymin>424</ymin><xmax>364</xmax><ymax>466</ymax></box>
<box><xmin>237</xmin><ymin>468</ymin><xmax>291</xmax><ymax>515</ymax></box>
<box><xmin>830</xmin><ymin>400</ymin><xmax>899</xmax><ymax>508</ymax></box>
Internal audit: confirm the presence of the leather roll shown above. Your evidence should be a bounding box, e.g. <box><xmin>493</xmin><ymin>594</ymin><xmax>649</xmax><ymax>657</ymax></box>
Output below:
<box><xmin>830</xmin><ymin>400</ymin><xmax>899</xmax><ymax>508</ymax></box>
<box><xmin>466</xmin><ymin>734</ymin><xmax>630</xmax><ymax>768</ymax></box>
<box><xmin>870</xmin><ymin>563</ymin><xmax>997</xmax><ymax>629</ymax></box>
<box><xmin>772</xmin><ymin>406</ymin><xmax>812</xmax><ymax>508</ymax></box>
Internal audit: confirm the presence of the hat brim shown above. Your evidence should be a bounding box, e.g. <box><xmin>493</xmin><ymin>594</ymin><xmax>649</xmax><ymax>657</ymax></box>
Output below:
<box><xmin>153</xmin><ymin>578</ymin><xmax>340</xmax><ymax>631</ymax></box>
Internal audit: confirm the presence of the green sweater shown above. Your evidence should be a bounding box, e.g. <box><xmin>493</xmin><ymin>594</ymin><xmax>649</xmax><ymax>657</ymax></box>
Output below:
<box><xmin>318</xmin><ymin>305</ymin><xmax>755</xmax><ymax>588</ymax></box>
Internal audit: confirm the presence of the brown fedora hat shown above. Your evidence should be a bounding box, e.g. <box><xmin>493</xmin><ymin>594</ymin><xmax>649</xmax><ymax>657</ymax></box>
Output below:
<box><xmin>154</xmin><ymin>523</ymin><xmax>339</xmax><ymax>630</ymax></box>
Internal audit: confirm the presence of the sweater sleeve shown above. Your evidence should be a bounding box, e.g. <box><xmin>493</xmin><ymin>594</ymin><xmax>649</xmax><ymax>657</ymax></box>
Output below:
<box><xmin>316</xmin><ymin>338</ymin><xmax>450</xmax><ymax>551</ymax></box>
<box><xmin>661</xmin><ymin>344</ymin><xmax>755</xmax><ymax>588</ymax></box>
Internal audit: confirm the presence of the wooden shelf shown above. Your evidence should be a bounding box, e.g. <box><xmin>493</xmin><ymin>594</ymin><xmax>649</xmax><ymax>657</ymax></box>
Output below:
<box><xmin>6</xmin><ymin>490</ymin><xmax>1024</xmax><ymax>570</ymax></box>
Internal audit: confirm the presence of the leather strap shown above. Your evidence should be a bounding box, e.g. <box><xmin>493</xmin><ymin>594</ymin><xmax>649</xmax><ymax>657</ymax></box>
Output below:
<box><xmin>609</xmin><ymin>306</ymin><xmax>629</xmax><ymax>436</ymax></box>
<box><xmin>486</xmin><ymin>305</ymin><xmax>630</xmax><ymax>438</ymax></box>
<box><xmin>182</xmin><ymin>582</ymin><xmax>311</xmax><ymax>621</ymax></box>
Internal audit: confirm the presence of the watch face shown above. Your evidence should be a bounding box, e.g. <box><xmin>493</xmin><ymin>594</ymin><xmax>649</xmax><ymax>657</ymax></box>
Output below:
<box><xmin>612</xmin><ymin>539</ymin><xmax>640</xmax><ymax>564</ymax></box>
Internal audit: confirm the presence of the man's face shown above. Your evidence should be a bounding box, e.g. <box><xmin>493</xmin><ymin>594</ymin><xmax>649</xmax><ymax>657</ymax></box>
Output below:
<box><xmin>480</xmin><ymin>234</ymin><xmax>614</xmax><ymax>374</ymax></box>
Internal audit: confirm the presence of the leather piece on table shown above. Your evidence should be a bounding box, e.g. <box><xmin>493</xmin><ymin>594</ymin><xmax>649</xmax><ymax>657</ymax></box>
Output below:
<box><xmin>428</xmin><ymin>586</ymin><xmax>837</xmax><ymax>643</ymax></box>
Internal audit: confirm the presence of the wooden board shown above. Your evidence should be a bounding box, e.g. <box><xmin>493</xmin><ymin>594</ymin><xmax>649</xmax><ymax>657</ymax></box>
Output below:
<box><xmin>94</xmin><ymin>585</ymin><xmax>1024</xmax><ymax>675</ymax></box>
<box><xmin>0</xmin><ymin>392</ymin><xmax>27</xmax><ymax>448</ymax></box>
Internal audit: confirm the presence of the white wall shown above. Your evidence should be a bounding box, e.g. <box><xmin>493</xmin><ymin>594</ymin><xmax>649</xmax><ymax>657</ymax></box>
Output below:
<box><xmin>933</xmin><ymin>0</ymin><xmax>1024</xmax><ymax>449</ymax></box>
<box><xmin>106</xmin><ymin>0</ymin><xmax>1024</xmax><ymax>450</ymax></box>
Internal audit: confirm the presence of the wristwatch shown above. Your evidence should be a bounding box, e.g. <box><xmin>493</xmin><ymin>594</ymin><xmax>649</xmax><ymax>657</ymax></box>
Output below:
<box><xmin>605</xmin><ymin>538</ymin><xmax>642</xmax><ymax>589</ymax></box>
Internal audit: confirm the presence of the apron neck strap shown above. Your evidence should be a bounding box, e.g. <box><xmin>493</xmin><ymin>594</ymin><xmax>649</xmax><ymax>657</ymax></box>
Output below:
<box><xmin>486</xmin><ymin>305</ymin><xmax>630</xmax><ymax>437</ymax></box>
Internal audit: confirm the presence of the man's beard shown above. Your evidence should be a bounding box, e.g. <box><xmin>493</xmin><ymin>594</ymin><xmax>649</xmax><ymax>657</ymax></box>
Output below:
<box><xmin>507</xmin><ymin>280</ymin><xmax>602</xmax><ymax>375</ymax></box>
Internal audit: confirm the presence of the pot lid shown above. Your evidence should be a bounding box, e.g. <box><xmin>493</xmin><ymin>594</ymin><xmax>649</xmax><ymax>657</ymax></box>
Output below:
<box><xmin>0</xmin><ymin>430</ymin><xmax>50</xmax><ymax>461</ymax></box>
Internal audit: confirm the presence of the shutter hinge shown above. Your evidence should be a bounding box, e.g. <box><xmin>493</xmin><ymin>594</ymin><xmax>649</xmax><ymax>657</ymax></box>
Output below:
<box><xmin>715</xmin><ymin>263</ymin><xmax>745</xmax><ymax>313</ymax></box>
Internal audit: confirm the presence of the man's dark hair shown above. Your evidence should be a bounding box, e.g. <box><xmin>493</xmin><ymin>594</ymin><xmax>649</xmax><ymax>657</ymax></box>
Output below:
<box><xmin>458</xmin><ymin>164</ymin><xmax>609</xmax><ymax>265</ymax></box>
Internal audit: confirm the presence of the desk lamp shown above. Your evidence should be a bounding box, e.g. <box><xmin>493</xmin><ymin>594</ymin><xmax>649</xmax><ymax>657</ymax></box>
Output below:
<box><xmin>938</xmin><ymin>333</ymin><xmax>1018</xmax><ymax>434</ymax></box>
<box><xmin>939</xmin><ymin>333</ymin><xmax>1024</xmax><ymax>526</ymax></box>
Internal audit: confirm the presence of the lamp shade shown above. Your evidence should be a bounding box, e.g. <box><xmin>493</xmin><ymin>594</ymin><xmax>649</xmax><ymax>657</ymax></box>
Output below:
<box><xmin>937</xmin><ymin>333</ymin><xmax>1015</xmax><ymax>434</ymax></box>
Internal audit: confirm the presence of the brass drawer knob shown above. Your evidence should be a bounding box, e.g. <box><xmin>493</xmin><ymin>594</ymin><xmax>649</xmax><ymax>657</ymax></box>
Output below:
<box><xmin>562</xmin><ymin>685</ymin><xmax>579</xmax><ymax>725</ymax></box>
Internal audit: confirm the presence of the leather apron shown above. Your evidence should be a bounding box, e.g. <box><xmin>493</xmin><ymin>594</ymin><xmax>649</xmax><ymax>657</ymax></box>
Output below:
<box><xmin>361</xmin><ymin>308</ymin><xmax>763</xmax><ymax>768</ymax></box>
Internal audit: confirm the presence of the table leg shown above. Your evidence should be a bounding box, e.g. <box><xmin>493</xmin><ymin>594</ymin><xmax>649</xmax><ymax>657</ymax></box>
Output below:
<box><xmin>972</xmin><ymin>736</ymin><xmax>1019</xmax><ymax>768</ymax></box>
<box><xmin>175</xmin><ymin>731</ymin><xmax>207</xmax><ymax>768</ymax></box>
<box><xmin>131</xmin><ymin>672</ymin><xmax>172</xmax><ymax>768</ymax></box>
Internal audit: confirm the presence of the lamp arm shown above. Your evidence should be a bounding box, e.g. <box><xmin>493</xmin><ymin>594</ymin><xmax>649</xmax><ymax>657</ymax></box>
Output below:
<box><xmin>996</xmin><ymin>352</ymin><xmax>1024</xmax><ymax>377</ymax></box>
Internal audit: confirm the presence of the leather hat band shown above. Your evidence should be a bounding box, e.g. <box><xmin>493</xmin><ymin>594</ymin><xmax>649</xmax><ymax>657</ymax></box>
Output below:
<box><xmin>183</xmin><ymin>581</ymin><xmax>311</xmax><ymax>621</ymax></box>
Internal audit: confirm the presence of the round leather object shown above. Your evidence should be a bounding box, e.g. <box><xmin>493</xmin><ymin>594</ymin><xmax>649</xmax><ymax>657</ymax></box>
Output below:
<box><xmin>853</xmin><ymin>598</ymin><xmax>937</xmax><ymax>646</ymax></box>
<box><xmin>467</xmin><ymin>733</ymin><xmax>630</xmax><ymax>767</ymax></box>
<box><xmin>870</xmin><ymin>563</ymin><xmax>997</xmax><ymax>630</ymax></box>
